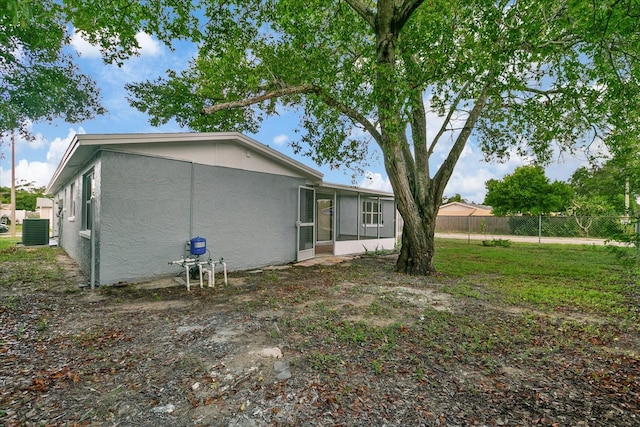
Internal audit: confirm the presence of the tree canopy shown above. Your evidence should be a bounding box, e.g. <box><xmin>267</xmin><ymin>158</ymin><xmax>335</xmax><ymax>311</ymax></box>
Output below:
<box><xmin>484</xmin><ymin>166</ymin><xmax>573</xmax><ymax>216</ymax></box>
<box><xmin>56</xmin><ymin>0</ymin><xmax>640</xmax><ymax>274</ymax></box>
<box><xmin>0</xmin><ymin>0</ymin><xmax>104</xmax><ymax>137</ymax></box>
<box><xmin>570</xmin><ymin>160</ymin><xmax>639</xmax><ymax>215</ymax></box>
<box><xmin>442</xmin><ymin>194</ymin><xmax>465</xmax><ymax>205</ymax></box>
<box><xmin>0</xmin><ymin>181</ymin><xmax>46</xmax><ymax>212</ymax></box>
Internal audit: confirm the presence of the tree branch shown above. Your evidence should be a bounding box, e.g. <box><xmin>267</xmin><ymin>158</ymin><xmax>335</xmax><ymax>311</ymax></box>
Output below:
<box><xmin>320</xmin><ymin>93</ymin><xmax>383</xmax><ymax>146</ymax></box>
<box><xmin>343</xmin><ymin>0</ymin><xmax>376</xmax><ymax>29</ymax></box>
<box><xmin>395</xmin><ymin>0</ymin><xmax>425</xmax><ymax>32</ymax></box>
<box><xmin>200</xmin><ymin>83</ymin><xmax>382</xmax><ymax>145</ymax></box>
<box><xmin>408</xmin><ymin>86</ymin><xmax>429</xmax><ymax>205</ymax></box>
<box><xmin>427</xmin><ymin>81</ymin><xmax>470</xmax><ymax>158</ymax></box>
<box><xmin>520</xmin><ymin>86</ymin><xmax>566</xmax><ymax>96</ymax></box>
<box><xmin>200</xmin><ymin>84</ymin><xmax>318</xmax><ymax>114</ymax></box>
<box><xmin>433</xmin><ymin>80</ymin><xmax>492</xmax><ymax>197</ymax></box>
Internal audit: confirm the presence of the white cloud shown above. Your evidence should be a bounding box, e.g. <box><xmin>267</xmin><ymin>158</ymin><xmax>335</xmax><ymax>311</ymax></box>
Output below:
<box><xmin>2</xmin><ymin>121</ymin><xmax>48</xmax><ymax>151</ymax></box>
<box><xmin>134</xmin><ymin>32</ymin><xmax>162</xmax><ymax>57</ymax></box>
<box><xmin>444</xmin><ymin>167</ymin><xmax>498</xmax><ymax>204</ymax></box>
<box><xmin>46</xmin><ymin>128</ymin><xmax>84</xmax><ymax>164</ymax></box>
<box><xmin>0</xmin><ymin>158</ymin><xmax>55</xmax><ymax>190</ymax></box>
<box><xmin>359</xmin><ymin>172</ymin><xmax>393</xmax><ymax>193</ymax></box>
<box><xmin>70</xmin><ymin>31</ymin><xmax>102</xmax><ymax>58</ymax></box>
<box><xmin>0</xmin><ymin>128</ymin><xmax>83</xmax><ymax>191</ymax></box>
<box><xmin>71</xmin><ymin>31</ymin><xmax>162</xmax><ymax>59</ymax></box>
<box><xmin>273</xmin><ymin>134</ymin><xmax>289</xmax><ymax>146</ymax></box>
<box><xmin>15</xmin><ymin>159</ymin><xmax>55</xmax><ymax>188</ymax></box>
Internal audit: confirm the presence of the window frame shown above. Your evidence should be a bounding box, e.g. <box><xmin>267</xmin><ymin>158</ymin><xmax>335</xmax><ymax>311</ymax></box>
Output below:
<box><xmin>81</xmin><ymin>169</ymin><xmax>95</xmax><ymax>231</ymax></box>
<box><xmin>68</xmin><ymin>183</ymin><xmax>76</xmax><ymax>221</ymax></box>
<box><xmin>362</xmin><ymin>198</ymin><xmax>382</xmax><ymax>227</ymax></box>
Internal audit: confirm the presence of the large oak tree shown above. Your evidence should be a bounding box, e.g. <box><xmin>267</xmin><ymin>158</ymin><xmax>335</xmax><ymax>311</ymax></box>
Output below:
<box><xmin>65</xmin><ymin>0</ymin><xmax>639</xmax><ymax>275</ymax></box>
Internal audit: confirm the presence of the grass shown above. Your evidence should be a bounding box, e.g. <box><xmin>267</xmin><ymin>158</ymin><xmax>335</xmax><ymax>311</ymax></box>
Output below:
<box><xmin>0</xmin><ymin>237</ymin><xmax>21</xmax><ymax>250</ymax></box>
<box><xmin>435</xmin><ymin>239</ymin><xmax>636</xmax><ymax>319</ymax></box>
<box><xmin>0</xmin><ymin>238</ymin><xmax>66</xmax><ymax>288</ymax></box>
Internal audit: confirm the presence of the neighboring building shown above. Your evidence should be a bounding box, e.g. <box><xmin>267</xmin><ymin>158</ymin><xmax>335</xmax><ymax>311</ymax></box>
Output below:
<box><xmin>0</xmin><ymin>209</ymin><xmax>27</xmax><ymax>224</ymax></box>
<box><xmin>35</xmin><ymin>197</ymin><xmax>54</xmax><ymax>228</ymax></box>
<box><xmin>438</xmin><ymin>202</ymin><xmax>493</xmax><ymax>217</ymax></box>
<box><xmin>46</xmin><ymin>132</ymin><xmax>398</xmax><ymax>286</ymax></box>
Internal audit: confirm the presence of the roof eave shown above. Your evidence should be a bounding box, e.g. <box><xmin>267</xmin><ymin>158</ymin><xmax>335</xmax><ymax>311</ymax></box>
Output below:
<box><xmin>46</xmin><ymin>132</ymin><xmax>325</xmax><ymax>194</ymax></box>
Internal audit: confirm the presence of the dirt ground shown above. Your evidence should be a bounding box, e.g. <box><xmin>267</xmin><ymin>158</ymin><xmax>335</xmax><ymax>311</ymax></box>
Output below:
<box><xmin>1</xmin><ymin>249</ymin><xmax>638</xmax><ymax>426</ymax></box>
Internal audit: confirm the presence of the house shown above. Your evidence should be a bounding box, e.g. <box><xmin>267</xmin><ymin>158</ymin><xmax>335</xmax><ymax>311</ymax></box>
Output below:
<box><xmin>0</xmin><ymin>209</ymin><xmax>27</xmax><ymax>225</ymax></box>
<box><xmin>436</xmin><ymin>202</ymin><xmax>496</xmax><ymax>234</ymax></box>
<box><xmin>35</xmin><ymin>197</ymin><xmax>54</xmax><ymax>227</ymax></box>
<box><xmin>438</xmin><ymin>202</ymin><xmax>493</xmax><ymax>216</ymax></box>
<box><xmin>46</xmin><ymin>132</ymin><xmax>398</xmax><ymax>286</ymax></box>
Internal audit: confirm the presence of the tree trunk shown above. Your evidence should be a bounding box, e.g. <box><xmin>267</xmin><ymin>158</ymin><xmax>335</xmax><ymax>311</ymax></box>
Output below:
<box><xmin>372</xmin><ymin>0</ymin><xmax>443</xmax><ymax>276</ymax></box>
<box><xmin>394</xmin><ymin>200</ymin><xmax>437</xmax><ymax>275</ymax></box>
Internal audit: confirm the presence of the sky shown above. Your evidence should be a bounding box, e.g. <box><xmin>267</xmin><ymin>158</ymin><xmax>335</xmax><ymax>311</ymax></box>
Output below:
<box><xmin>0</xmin><ymin>31</ymin><xmax>597</xmax><ymax>204</ymax></box>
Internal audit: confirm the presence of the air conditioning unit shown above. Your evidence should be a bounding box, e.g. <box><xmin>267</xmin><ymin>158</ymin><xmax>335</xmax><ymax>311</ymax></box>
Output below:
<box><xmin>22</xmin><ymin>219</ymin><xmax>49</xmax><ymax>246</ymax></box>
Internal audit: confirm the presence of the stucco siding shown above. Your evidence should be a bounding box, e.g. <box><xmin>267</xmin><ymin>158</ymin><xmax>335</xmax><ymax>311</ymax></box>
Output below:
<box><xmin>191</xmin><ymin>163</ymin><xmax>302</xmax><ymax>271</ymax></box>
<box><xmin>99</xmin><ymin>152</ymin><xmax>192</xmax><ymax>284</ymax></box>
<box><xmin>96</xmin><ymin>151</ymin><xmax>302</xmax><ymax>285</ymax></box>
<box><xmin>53</xmin><ymin>160</ymin><xmax>101</xmax><ymax>280</ymax></box>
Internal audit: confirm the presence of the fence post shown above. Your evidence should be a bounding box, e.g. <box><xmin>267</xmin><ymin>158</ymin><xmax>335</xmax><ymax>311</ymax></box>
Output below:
<box><xmin>538</xmin><ymin>214</ymin><xmax>542</xmax><ymax>245</ymax></box>
<box><xmin>636</xmin><ymin>216</ymin><xmax>640</xmax><ymax>256</ymax></box>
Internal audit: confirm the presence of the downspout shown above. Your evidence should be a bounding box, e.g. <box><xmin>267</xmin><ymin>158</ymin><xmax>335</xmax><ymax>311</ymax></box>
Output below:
<box><xmin>56</xmin><ymin>199</ymin><xmax>63</xmax><ymax>247</ymax></box>
<box><xmin>377</xmin><ymin>196</ymin><xmax>381</xmax><ymax>239</ymax></box>
<box><xmin>90</xmin><ymin>195</ymin><xmax>96</xmax><ymax>290</ymax></box>
<box><xmin>357</xmin><ymin>193</ymin><xmax>361</xmax><ymax>240</ymax></box>
<box><xmin>189</xmin><ymin>162</ymin><xmax>195</xmax><ymax>238</ymax></box>
<box><xmin>332</xmin><ymin>190</ymin><xmax>337</xmax><ymax>254</ymax></box>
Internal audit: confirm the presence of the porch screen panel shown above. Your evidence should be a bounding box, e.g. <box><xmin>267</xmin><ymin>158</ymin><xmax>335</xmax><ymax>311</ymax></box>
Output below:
<box><xmin>299</xmin><ymin>187</ymin><xmax>314</xmax><ymax>250</ymax></box>
<box><xmin>336</xmin><ymin>192</ymin><xmax>359</xmax><ymax>241</ymax></box>
<box><xmin>299</xmin><ymin>226</ymin><xmax>314</xmax><ymax>250</ymax></box>
<box><xmin>380</xmin><ymin>199</ymin><xmax>396</xmax><ymax>238</ymax></box>
<box><xmin>299</xmin><ymin>188</ymin><xmax>314</xmax><ymax>224</ymax></box>
<box><xmin>316</xmin><ymin>197</ymin><xmax>333</xmax><ymax>242</ymax></box>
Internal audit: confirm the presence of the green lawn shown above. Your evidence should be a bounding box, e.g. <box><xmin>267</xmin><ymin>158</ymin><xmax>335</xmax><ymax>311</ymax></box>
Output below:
<box><xmin>435</xmin><ymin>239</ymin><xmax>637</xmax><ymax>320</ymax></box>
<box><xmin>0</xmin><ymin>236</ymin><xmax>63</xmax><ymax>288</ymax></box>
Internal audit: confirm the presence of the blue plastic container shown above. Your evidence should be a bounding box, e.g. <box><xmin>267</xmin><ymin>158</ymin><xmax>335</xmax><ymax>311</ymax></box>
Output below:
<box><xmin>190</xmin><ymin>236</ymin><xmax>207</xmax><ymax>256</ymax></box>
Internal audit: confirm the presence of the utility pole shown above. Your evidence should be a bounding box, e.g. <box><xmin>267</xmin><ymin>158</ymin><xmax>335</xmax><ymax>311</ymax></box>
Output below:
<box><xmin>10</xmin><ymin>130</ymin><xmax>16</xmax><ymax>237</ymax></box>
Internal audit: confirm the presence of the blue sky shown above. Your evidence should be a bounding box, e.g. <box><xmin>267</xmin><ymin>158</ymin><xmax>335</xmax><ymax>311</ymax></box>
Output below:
<box><xmin>0</xmin><ymin>31</ymin><xmax>595</xmax><ymax>203</ymax></box>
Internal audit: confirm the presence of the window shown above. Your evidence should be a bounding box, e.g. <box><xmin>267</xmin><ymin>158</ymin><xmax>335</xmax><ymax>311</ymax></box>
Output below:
<box><xmin>82</xmin><ymin>170</ymin><xmax>95</xmax><ymax>230</ymax></box>
<box><xmin>362</xmin><ymin>198</ymin><xmax>381</xmax><ymax>226</ymax></box>
<box><xmin>69</xmin><ymin>184</ymin><xmax>76</xmax><ymax>220</ymax></box>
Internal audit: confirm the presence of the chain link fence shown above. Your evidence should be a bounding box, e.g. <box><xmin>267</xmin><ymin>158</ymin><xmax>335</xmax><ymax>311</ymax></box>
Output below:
<box><xmin>436</xmin><ymin>215</ymin><xmax>632</xmax><ymax>241</ymax></box>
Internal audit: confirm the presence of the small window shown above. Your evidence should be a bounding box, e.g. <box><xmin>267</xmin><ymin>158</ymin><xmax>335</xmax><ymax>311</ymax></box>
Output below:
<box><xmin>362</xmin><ymin>198</ymin><xmax>381</xmax><ymax>226</ymax></box>
<box><xmin>82</xmin><ymin>170</ymin><xmax>95</xmax><ymax>230</ymax></box>
<box><xmin>69</xmin><ymin>184</ymin><xmax>76</xmax><ymax>220</ymax></box>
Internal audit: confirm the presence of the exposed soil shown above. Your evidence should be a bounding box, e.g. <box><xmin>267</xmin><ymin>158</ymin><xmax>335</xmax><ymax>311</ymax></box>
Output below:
<box><xmin>1</xmin><ymin>250</ymin><xmax>638</xmax><ymax>426</ymax></box>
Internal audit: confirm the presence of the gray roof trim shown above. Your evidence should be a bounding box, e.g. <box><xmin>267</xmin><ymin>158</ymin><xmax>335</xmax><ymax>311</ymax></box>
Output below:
<box><xmin>318</xmin><ymin>182</ymin><xmax>394</xmax><ymax>198</ymax></box>
<box><xmin>46</xmin><ymin>132</ymin><xmax>324</xmax><ymax>194</ymax></box>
